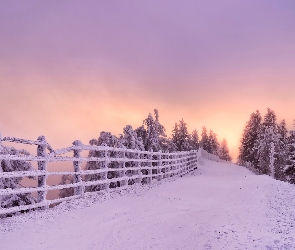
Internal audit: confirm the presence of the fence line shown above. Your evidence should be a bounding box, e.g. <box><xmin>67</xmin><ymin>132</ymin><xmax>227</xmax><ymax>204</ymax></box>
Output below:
<box><xmin>0</xmin><ymin>134</ymin><xmax>198</xmax><ymax>216</ymax></box>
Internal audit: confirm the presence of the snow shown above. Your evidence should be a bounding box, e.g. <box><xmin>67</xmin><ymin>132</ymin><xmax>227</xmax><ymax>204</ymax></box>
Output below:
<box><xmin>1</xmin><ymin>159</ymin><xmax>295</xmax><ymax>250</ymax></box>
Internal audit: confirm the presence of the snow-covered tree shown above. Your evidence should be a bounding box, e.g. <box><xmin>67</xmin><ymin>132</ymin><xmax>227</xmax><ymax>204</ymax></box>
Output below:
<box><xmin>276</xmin><ymin>119</ymin><xmax>288</xmax><ymax>180</ymax></box>
<box><xmin>119</xmin><ymin>125</ymin><xmax>145</xmax><ymax>185</ymax></box>
<box><xmin>84</xmin><ymin>131</ymin><xmax>125</xmax><ymax>192</ymax></box>
<box><xmin>171</xmin><ymin>118</ymin><xmax>191</xmax><ymax>151</ymax></box>
<box><xmin>120</xmin><ymin>125</ymin><xmax>144</xmax><ymax>151</ymax></box>
<box><xmin>189</xmin><ymin>129</ymin><xmax>199</xmax><ymax>150</ymax></box>
<box><xmin>256</xmin><ymin>126</ymin><xmax>280</xmax><ymax>176</ymax></box>
<box><xmin>200</xmin><ymin>126</ymin><xmax>210</xmax><ymax>152</ymax></box>
<box><xmin>285</xmin><ymin>120</ymin><xmax>295</xmax><ymax>183</ymax></box>
<box><xmin>208</xmin><ymin>130</ymin><xmax>220</xmax><ymax>156</ymax></box>
<box><xmin>0</xmin><ymin>147</ymin><xmax>37</xmax><ymax>217</ymax></box>
<box><xmin>143</xmin><ymin>111</ymin><xmax>161</xmax><ymax>151</ymax></box>
<box><xmin>238</xmin><ymin>110</ymin><xmax>262</xmax><ymax>168</ymax></box>
<box><xmin>269</xmin><ymin>142</ymin><xmax>275</xmax><ymax>178</ymax></box>
<box><xmin>171</xmin><ymin>122</ymin><xmax>179</xmax><ymax>146</ymax></box>
<box><xmin>219</xmin><ymin>139</ymin><xmax>232</xmax><ymax>161</ymax></box>
<box><xmin>255</xmin><ymin>109</ymin><xmax>284</xmax><ymax>178</ymax></box>
<box><xmin>136</xmin><ymin>109</ymin><xmax>170</xmax><ymax>152</ymax></box>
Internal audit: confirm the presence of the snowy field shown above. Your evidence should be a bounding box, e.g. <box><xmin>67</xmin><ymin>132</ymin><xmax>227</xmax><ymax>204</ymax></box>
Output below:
<box><xmin>1</xmin><ymin>159</ymin><xmax>295</xmax><ymax>250</ymax></box>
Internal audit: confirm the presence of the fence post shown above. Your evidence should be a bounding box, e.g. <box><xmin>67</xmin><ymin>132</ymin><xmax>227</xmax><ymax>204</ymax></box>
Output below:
<box><xmin>148</xmin><ymin>149</ymin><xmax>153</xmax><ymax>183</ymax></box>
<box><xmin>170</xmin><ymin>153</ymin><xmax>175</xmax><ymax>177</ymax></box>
<box><xmin>157</xmin><ymin>151</ymin><xmax>162</xmax><ymax>181</ymax></box>
<box><xmin>136</xmin><ymin>152</ymin><xmax>142</xmax><ymax>184</ymax></box>
<box><xmin>163</xmin><ymin>150</ymin><xmax>168</xmax><ymax>179</ymax></box>
<box><xmin>167</xmin><ymin>151</ymin><xmax>172</xmax><ymax>178</ymax></box>
<box><xmin>185</xmin><ymin>152</ymin><xmax>188</xmax><ymax>174</ymax></box>
<box><xmin>104</xmin><ymin>149</ymin><xmax>109</xmax><ymax>192</ymax></box>
<box><xmin>121</xmin><ymin>149</ymin><xmax>127</xmax><ymax>187</ymax></box>
<box><xmin>37</xmin><ymin>135</ymin><xmax>48</xmax><ymax>207</ymax></box>
<box><xmin>190</xmin><ymin>151</ymin><xmax>194</xmax><ymax>171</ymax></box>
<box><xmin>178</xmin><ymin>152</ymin><xmax>182</xmax><ymax>176</ymax></box>
<box><xmin>181</xmin><ymin>152</ymin><xmax>185</xmax><ymax>175</ymax></box>
<box><xmin>187</xmin><ymin>151</ymin><xmax>191</xmax><ymax>174</ymax></box>
<box><xmin>72</xmin><ymin>140</ymin><xmax>83</xmax><ymax>197</ymax></box>
<box><xmin>195</xmin><ymin>150</ymin><xmax>198</xmax><ymax>169</ymax></box>
<box><xmin>178</xmin><ymin>152</ymin><xmax>181</xmax><ymax>176</ymax></box>
<box><xmin>167</xmin><ymin>153</ymin><xmax>176</xmax><ymax>178</ymax></box>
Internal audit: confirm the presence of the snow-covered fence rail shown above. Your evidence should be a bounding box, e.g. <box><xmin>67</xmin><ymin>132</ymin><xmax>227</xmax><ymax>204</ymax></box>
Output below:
<box><xmin>0</xmin><ymin>134</ymin><xmax>198</xmax><ymax>216</ymax></box>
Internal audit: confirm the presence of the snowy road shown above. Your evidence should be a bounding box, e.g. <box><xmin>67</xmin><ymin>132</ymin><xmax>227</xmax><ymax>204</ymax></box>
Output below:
<box><xmin>1</xmin><ymin>159</ymin><xmax>295</xmax><ymax>250</ymax></box>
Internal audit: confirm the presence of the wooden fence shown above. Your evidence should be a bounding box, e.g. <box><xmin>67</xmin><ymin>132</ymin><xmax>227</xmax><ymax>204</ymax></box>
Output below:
<box><xmin>0</xmin><ymin>134</ymin><xmax>198</xmax><ymax>216</ymax></box>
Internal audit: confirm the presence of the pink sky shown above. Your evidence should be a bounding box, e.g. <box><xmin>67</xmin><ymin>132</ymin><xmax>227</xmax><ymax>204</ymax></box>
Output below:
<box><xmin>1</xmin><ymin>0</ymin><xmax>295</xmax><ymax>160</ymax></box>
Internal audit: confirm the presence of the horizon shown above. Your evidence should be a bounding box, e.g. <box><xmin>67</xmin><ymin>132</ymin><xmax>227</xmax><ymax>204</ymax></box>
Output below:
<box><xmin>1</xmin><ymin>0</ymin><xmax>295</xmax><ymax>160</ymax></box>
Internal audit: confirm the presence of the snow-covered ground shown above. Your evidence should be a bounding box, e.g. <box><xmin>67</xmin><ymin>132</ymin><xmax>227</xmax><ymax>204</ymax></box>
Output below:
<box><xmin>1</xmin><ymin>159</ymin><xmax>295</xmax><ymax>250</ymax></box>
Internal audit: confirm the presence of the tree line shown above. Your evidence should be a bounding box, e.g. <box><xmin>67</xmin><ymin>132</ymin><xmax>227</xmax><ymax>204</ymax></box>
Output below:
<box><xmin>238</xmin><ymin>108</ymin><xmax>295</xmax><ymax>184</ymax></box>
<box><xmin>82</xmin><ymin>109</ymin><xmax>231</xmax><ymax>161</ymax></box>
<box><xmin>60</xmin><ymin>109</ymin><xmax>231</xmax><ymax>197</ymax></box>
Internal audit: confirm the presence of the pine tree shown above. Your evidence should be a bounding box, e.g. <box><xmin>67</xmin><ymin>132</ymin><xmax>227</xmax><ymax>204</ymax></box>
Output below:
<box><xmin>0</xmin><ymin>147</ymin><xmax>37</xmax><ymax>217</ymax></box>
<box><xmin>276</xmin><ymin>120</ymin><xmax>288</xmax><ymax>180</ymax></box>
<box><xmin>256</xmin><ymin>126</ymin><xmax>280</xmax><ymax>175</ymax></box>
<box><xmin>200</xmin><ymin>126</ymin><xmax>210</xmax><ymax>152</ymax></box>
<box><xmin>219</xmin><ymin>139</ymin><xmax>232</xmax><ymax>161</ymax></box>
<box><xmin>171</xmin><ymin>123</ymin><xmax>179</xmax><ymax>150</ymax></box>
<box><xmin>208</xmin><ymin>130</ymin><xmax>220</xmax><ymax>156</ymax></box>
<box><xmin>137</xmin><ymin>109</ymin><xmax>169</xmax><ymax>152</ymax></box>
<box><xmin>285</xmin><ymin>120</ymin><xmax>295</xmax><ymax>183</ymax></box>
<box><xmin>238</xmin><ymin>110</ymin><xmax>262</xmax><ymax>168</ymax></box>
<box><xmin>120</xmin><ymin>125</ymin><xmax>144</xmax><ymax>151</ymax></box>
<box><xmin>189</xmin><ymin>129</ymin><xmax>199</xmax><ymax>150</ymax></box>
<box><xmin>171</xmin><ymin>118</ymin><xmax>191</xmax><ymax>151</ymax></box>
<box><xmin>255</xmin><ymin>109</ymin><xmax>282</xmax><ymax>177</ymax></box>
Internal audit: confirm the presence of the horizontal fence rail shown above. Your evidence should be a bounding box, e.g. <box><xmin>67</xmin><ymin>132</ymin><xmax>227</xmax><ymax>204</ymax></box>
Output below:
<box><xmin>0</xmin><ymin>134</ymin><xmax>198</xmax><ymax>217</ymax></box>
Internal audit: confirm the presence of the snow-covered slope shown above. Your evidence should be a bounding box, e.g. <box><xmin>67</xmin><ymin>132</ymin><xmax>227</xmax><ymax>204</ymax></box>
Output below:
<box><xmin>1</xmin><ymin>159</ymin><xmax>295</xmax><ymax>250</ymax></box>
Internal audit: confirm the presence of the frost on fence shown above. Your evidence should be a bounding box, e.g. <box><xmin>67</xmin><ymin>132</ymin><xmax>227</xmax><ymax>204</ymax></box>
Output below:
<box><xmin>0</xmin><ymin>134</ymin><xmax>198</xmax><ymax>217</ymax></box>
<box><xmin>0</xmin><ymin>134</ymin><xmax>39</xmax><ymax>218</ymax></box>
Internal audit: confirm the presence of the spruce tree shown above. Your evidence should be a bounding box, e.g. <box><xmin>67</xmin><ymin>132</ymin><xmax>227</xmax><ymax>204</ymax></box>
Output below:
<box><xmin>256</xmin><ymin>126</ymin><xmax>280</xmax><ymax>175</ymax></box>
<box><xmin>255</xmin><ymin>108</ymin><xmax>282</xmax><ymax>177</ymax></box>
<box><xmin>200</xmin><ymin>126</ymin><xmax>210</xmax><ymax>152</ymax></box>
<box><xmin>189</xmin><ymin>129</ymin><xmax>199</xmax><ymax>150</ymax></box>
<box><xmin>238</xmin><ymin>110</ymin><xmax>262</xmax><ymax>168</ymax></box>
<box><xmin>285</xmin><ymin>121</ymin><xmax>295</xmax><ymax>183</ymax></box>
<box><xmin>171</xmin><ymin>123</ymin><xmax>179</xmax><ymax>150</ymax></box>
<box><xmin>208</xmin><ymin>130</ymin><xmax>219</xmax><ymax>156</ymax></box>
<box><xmin>120</xmin><ymin>125</ymin><xmax>144</xmax><ymax>151</ymax></box>
<box><xmin>171</xmin><ymin>118</ymin><xmax>190</xmax><ymax>151</ymax></box>
<box><xmin>219</xmin><ymin>139</ymin><xmax>232</xmax><ymax>161</ymax></box>
<box><xmin>276</xmin><ymin>120</ymin><xmax>288</xmax><ymax>180</ymax></box>
<box><xmin>137</xmin><ymin>109</ymin><xmax>170</xmax><ymax>152</ymax></box>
